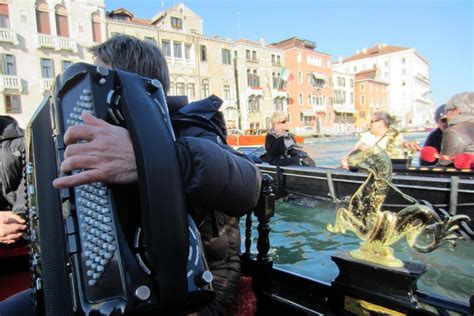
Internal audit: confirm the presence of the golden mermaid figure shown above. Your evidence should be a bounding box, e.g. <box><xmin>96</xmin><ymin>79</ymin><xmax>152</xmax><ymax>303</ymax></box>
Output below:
<box><xmin>328</xmin><ymin>146</ymin><xmax>470</xmax><ymax>267</ymax></box>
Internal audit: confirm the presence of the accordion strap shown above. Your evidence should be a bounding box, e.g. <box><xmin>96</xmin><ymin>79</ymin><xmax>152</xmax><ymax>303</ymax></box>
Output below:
<box><xmin>115</xmin><ymin>70</ymin><xmax>188</xmax><ymax>307</ymax></box>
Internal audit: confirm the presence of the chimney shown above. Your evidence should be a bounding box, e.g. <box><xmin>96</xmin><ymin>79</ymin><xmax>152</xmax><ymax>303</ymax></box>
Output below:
<box><xmin>259</xmin><ymin>37</ymin><xmax>265</xmax><ymax>46</ymax></box>
<box><xmin>356</xmin><ymin>49</ymin><xmax>360</xmax><ymax>55</ymax></box>
<box><xmin>362</xmin><ymin>48</ymin><xmax>367</xmax><ymax>54</ymax></box>
<box><xmin>338</xmin><ymin>56</ymin><xmax>343</xmax><ymax>63</ymax></box>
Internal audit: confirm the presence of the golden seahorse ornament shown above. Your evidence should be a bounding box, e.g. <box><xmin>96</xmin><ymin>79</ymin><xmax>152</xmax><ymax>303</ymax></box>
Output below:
<box><xmin>327</xmin><ymin>146</ymin><xmax>470</xmax><ymax>267</ymax></box>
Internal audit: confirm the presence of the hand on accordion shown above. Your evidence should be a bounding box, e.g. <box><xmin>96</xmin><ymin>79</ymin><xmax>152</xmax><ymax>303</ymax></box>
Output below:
<box><xmin>0</xmin><ymin>211</ymin><xmax>27</xmax><ymax>244</ymax></box>
<box><xmin>53</xmin><ymin>112</ymin><xmax>138</xmax><ymax>189</ymax></box>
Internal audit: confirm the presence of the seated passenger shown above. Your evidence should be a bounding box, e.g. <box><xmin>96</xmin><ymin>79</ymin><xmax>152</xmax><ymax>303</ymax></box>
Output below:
<box><xmin>439</xmin><ymin>92</ymin><xmax>474</xmax><ymax>166</ymax></box>
<box><xmin>420</xmin><ymin>104</ymin><xmax>448</xmax><ymax>166</ymax></box>
<box><xmin>341</xmin><ymin>111</ymin><xmax>407</xmax><ymax>169</ymax></box>
<box><xmin>0</xmin><ymin>116</ymin><xmax>26</xmax><ymax>245</ymax></box>
<box><xmin>264</xmin><ymin>113</ymin><xmax>314</xmax><ymax>166</ymax></box>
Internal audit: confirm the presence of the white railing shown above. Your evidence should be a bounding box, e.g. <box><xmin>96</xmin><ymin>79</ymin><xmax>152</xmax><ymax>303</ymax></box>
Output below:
<box><xmin>272</xmin><ymin>89</ymin><xmax>288</xmax><ymax>99</ymax></box>
<box><xmin>37</xmin><ymin>34</ymin><xmax>77</xmax><ymax>52</ymax></box>
<box><xmin>313</xmin><ymin>105</ymin><xmax>327</xmax><ymax>113</ymax></box>
<box><xmin>333</xmin><ymin>105</ymin><xmax>356</xmax><ymax>113</ymax></box>
<box><xmin>0</xmin><ymin>75</ymin><xmax>22</xmax><ymax>91</ymax></box>
<box><xmin>41</xmin><ymin>78</ymin><xmax>55</xmax><ymax>92</ymax></box>
<box><xmin>0</xmin><ymin>28</ymin><xmax>18</xmax><ymax>44</ymax></box>
<box><xmin>57</xmin><ymin>36</ymin><xmax>77</xmax><ymax>52</ymax></box>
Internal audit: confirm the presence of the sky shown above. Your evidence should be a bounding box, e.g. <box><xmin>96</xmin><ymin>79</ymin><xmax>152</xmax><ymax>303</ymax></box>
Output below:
<box><xmin>104</xmin><ymin>0</ymin><xmax>473</xmax><ymax>107</ymax></box>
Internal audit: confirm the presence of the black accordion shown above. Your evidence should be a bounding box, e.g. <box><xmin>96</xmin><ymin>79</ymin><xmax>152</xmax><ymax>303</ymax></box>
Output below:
<box><xmin>26</xmin><ymin>63</ymin><xmax>214</xmax><ymax>315</ymax></box>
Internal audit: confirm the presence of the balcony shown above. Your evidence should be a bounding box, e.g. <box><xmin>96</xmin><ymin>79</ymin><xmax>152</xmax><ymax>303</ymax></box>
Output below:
<box><xmin>0</xmin><ymin>75</ymin><xmax>22</xmax><ymax>92</ymax></box>
<box><xmin>0</xmin><ymin>28</ymin><xmax>18</xmax><ymax>44</ymax></box>
<box><xmin>272</xmin><ymin>89</ymin><xmax>288</xmax><ymax>99</ymax></box>
<box><xmin>313</xmin><ymin>105</ymin><xmax>327</xmax><ymax>113</ymax></box>
<box><xmin>333</xmin><ymin>104</ymin><xmax>356</xmax><ymax>113</ymax></box>
<box><xmin>37</xmin><ymin>34</ymin><xmax>77</xmax><ymax>52</ymax></box>
<box><xmin>41</xmin><ymin>78</ymin><xmax>55</xmax><ymax>92</ymax></box>
<box><xmin>414</xmin><ymin>73</ymin><xmax>430</xmax><ymax>85</ymax></box>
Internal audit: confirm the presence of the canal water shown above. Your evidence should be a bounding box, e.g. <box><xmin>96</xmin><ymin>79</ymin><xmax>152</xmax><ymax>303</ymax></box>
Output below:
<box><xmin>242</xmin><ymin>131</ymin><xmax>474</xmax><ymax>306</ymax></box>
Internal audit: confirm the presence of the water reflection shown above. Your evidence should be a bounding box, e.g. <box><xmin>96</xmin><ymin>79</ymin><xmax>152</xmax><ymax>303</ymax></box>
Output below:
<box><xmin>242</xmin><ymin>199</ymin><xmax>473</xmax><ymax>304</ymax></box>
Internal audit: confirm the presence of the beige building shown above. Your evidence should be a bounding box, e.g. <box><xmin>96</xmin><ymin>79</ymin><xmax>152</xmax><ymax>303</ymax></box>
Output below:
<box><xmin>0</xmin><ymin>1</ymin><xmax>240</xmax><ymax>128</ymax></box>
<box><xmin>233</xmin><ymin>39</ymin><xmax>288</xmax><ymax>132</ymax></box>
<box><xmin>332</xmin><ymin>71</ymin><xmax>356</xmax><ymax>134</ymax></box>
<box><xmin>0</xmin><ymin>0</ymin><xmax>106</xmax><ymax>127</ymax></box>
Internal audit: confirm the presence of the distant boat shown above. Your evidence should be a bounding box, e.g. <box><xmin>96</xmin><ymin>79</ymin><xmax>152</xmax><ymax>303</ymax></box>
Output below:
<box><xmin>227</xmin><ymin>129</ymin><xmax>304</xmax><ymax>147</ymax></box>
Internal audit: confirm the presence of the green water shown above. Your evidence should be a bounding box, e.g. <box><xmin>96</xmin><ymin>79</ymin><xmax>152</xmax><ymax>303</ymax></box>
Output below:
<box><xmin>243</xmin><ymin>198</ymin><xmax>473</xmax><ymax>305</ymax></box>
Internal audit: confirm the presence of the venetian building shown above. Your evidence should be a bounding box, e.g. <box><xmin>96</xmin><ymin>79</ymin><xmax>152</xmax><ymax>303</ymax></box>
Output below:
<box><xmin>232</xmin><ymin>39</ymin><xmax>288</xmax><ymax>133</ymax></box>
<box><xmin>333</xmin><ymin>44</ymin><xmax>432</xmax><ymax>128</ymax></box>
<box><xmin>272</xmin><ymin>37</ymin><xmax>333</xmax><ymax>136</ymax></box>
<box><xmin>0</xmin><ymin>0</ymin><xmax>106</xmax><ymax>127</ymax></box>
<box><xmin>106</xmin><ymin>3</ymin><xmax>238</xmax><ymax>128</ymax></box>
<box><xmin>332</xmin><ymin>70</ymin><xmax>356</xmax><ymax>134</ymax></box>
<box><xmin>353</xmin><ymin>68</ymin><xmax>389</xmax><ymax>131</ymax></box>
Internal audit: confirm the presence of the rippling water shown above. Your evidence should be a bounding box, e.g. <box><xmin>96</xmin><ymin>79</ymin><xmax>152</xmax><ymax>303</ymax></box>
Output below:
<box><xmin>242</xmin><ymin>132</ymin><xmax>474</xmax><ymax>306</ymax></box>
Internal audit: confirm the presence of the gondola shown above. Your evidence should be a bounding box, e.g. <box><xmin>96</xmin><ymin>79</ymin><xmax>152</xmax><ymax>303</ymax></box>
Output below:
<box><xmin>239</xmin><ymin>146</ymin><xmax>474</xmax><ymax>226</ymax></box>
<box><xmin>238</xmin><ymin>174</ymin><xmax>474</xmax><ymax>316</ymax></box>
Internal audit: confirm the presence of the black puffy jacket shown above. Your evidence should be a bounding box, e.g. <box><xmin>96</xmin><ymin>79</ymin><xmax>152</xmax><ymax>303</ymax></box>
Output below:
<box><xmin>169</xmin><ymin>95</ymin><xmax>261</xmax><ymax>315</ymax></box>
<box><xmin>0</xmin><ymin>116</ymin><xmax>26</xmax><ymax>215</ymax></box>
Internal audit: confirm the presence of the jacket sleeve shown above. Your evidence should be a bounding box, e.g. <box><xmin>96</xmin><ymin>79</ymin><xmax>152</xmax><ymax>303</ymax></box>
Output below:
<box><xmin>265</xmin><ymin>133</ymin><xmax>286</xmax><ymax>156</ymax></box>
<box><xmin>439</xmin><ymin>128</ymin><xmax>465</xmax><ymax>165</ymax></box>
<box><xmin>175</xmin><ymin>136</ymin><xmax>261</xmax><ymax>217</ymax></box>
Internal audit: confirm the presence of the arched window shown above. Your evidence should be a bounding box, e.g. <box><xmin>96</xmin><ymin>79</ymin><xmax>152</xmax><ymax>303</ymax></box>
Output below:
<box><xmin>36</xmin><ymin>1</ymin><xmax>50</xmax><ymax>34</ymax></box>
<box><xmin>55</xmin><ymin>4</ymin><xmax>69</xmax><ymax>37</ymax></box>
<box><xmin>186</xmin><ymin>83</ymin><xmax>195</xmax><ymax>98</ymax></box>
<box><xmin>91</xmin><ymin>12</ymin><xmax>101</xmax><ymax>43</ymax></box>
<box><xmin>176</xmin><ymin>81</ymin><xmax>185</xmax><ymax>95</ymax></box>
<box><xmin>201</xmin><ymin>79</ymin><xmax>209</xmax><ymax>98</ymax></box>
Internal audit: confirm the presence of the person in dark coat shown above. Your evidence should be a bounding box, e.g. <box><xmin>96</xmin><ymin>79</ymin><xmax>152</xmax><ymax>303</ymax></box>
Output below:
<box><xmin>0</xmin><ymin>116</ymin><xmax>27</xmax><ymax>245</ymax></box>
<box><xmin>264</xmin><ymin>112</ymin><xmax>314</xmax><ymax>166</ymax></box>
<box><xmin>420</xmin><ymin>104</ymin><xmax>448</xmax><ymax>166</ymax></box>
<box><xmin>51</xmin><ymin>35</ymin><xmax>262</xmax><ymax>316</ymax></box>
<box><xmin>439</xmin><ymin>92</ymin><xmax>474</xmax><ymax>166</ymax></box>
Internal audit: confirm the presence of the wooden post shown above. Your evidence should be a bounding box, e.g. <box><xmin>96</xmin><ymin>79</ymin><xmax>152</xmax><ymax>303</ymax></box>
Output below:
<box><xmin>244</xmin><ymin>212</ymin><xmax>252</xmax><ymax>257</ymax></box>
<box><xmin>326</xmin><ymin>171</ymin><xmax>337</xmax><ymax>202</ymax></box>
<box><xmin>255</xmin><ymin>174</ymin><xmax>275</xmax><ymax>264</ymax></box>
<box><xmin>450</xmin><ymin>176</ymin><xmax>459</xmax><ymax>215</ymax></box>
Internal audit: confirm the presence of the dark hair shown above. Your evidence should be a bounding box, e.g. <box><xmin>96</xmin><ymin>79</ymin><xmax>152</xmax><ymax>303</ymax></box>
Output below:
<box><xmin>372</xmin><ymin>111</ymin><xmax>395</xmax><ymax>127</ymax></box>
<box><xmin>0</xmin><ymin>115</ymin><xmax>18</xmax><ymax>132</ymax></box>
<box><xmin>89</xmin><ymin>35</ymin><xmax>170</xmax><ymax>94</ymax></box>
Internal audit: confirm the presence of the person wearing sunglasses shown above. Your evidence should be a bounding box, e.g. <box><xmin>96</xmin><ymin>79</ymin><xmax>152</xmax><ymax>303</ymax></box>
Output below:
<box><xmin>438</xmin><ymin>92</ymin><xmax>474</xmax><ymax>166</ymax></box>
<box><xmin>419</xmin><ymin>104</ymin><xmax>448</xmax><ymax>166</ymax></box>
<box><xmin>264</xmin><ymin>112</ymin><xmax>314</xmax><ymax>166</ymax></box>
<box><xmin>341</xmin><ymin>111</ymin><xmax>407</xmax><ymax>169</ymax></box>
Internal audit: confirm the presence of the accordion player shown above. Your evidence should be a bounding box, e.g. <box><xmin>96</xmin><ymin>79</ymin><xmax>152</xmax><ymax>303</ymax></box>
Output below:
<box><xmin>25</xmin><ymin>63</ymin><xmax>214</xmax><ymax>315</ymax></box>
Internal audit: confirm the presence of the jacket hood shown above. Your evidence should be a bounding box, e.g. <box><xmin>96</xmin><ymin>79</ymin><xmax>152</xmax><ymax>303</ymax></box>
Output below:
<box><xmin>0</xmin><ymin>116</ymin><xmax>23</xmax><ymax>140</ymax></box>
<box><xmin>448</xmin><ymin>114</ymin><xmax>474</xmax><ymax>126</ymax></box>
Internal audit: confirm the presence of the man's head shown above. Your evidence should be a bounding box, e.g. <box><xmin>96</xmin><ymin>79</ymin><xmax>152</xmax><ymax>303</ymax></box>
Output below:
<box><xmin>434</xmin><ymin>104</ymin><xmax>448</xmax><ymax>131</ymax></box>
<box><xmin>271</xmin><ymin>112</ymin><xmax>289</xmax><ymax>135</ymax></box>
<box><xmin>89</xmin><ymin>35</ymin><xmax>170</xmax><ymax>94</ymax></box>
<box><xmin>445</xmin><ymin>92</ymin><xmax>474</xmax><ymax>122</ymax></box>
